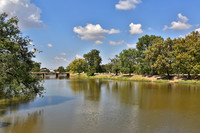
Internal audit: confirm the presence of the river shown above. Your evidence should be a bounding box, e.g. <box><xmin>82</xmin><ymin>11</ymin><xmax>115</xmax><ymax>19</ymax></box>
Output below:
<box><xmin>1</xmin><ymin>78</ymin><xmax>200</xmax><ymax>133</ymax></box>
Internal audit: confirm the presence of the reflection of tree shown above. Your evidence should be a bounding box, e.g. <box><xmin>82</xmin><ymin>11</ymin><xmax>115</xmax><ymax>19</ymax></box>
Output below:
<box><xmin>0</xmin><ymin>97</ymin><xmax>35</xmax><ymax>117</ymax></box>
<box><xmin>70</xmin><ymin>79</ymin><xmax>110</xmax><ymax>101</ymax></box>
<box><xmin>70</xmin><ymin>79</ymin><xmax>200</xmax><ymax>112</ymax></box>
<box><xmin>109</xmin><ymin>81</ymin><xmax>200</xmax><ymax>112</ymax></box>
<box><xmin>110</xmin><ymin>81</ymin><xmax>141</xmax><ymax>105</ymax></box>
<box><xmin>1</xmin><ymin>110</ymin><xmax>44</xmax><ymax>133</ymax></box>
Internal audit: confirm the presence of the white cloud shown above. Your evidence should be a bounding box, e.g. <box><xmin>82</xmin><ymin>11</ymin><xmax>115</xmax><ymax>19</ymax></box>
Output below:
<box><xmin>115</xmin><ymin>0</ymin><xmax>141</xmax><ymax>10</ymax></box>
<box><xmin>54</xmin><ymin>56</ymin><xmax>69</xmax><ymax>62</ymax></box>
<box><xmin>75</xmin><ymin>54</ymin><xmax>82</xmax><ymax>59</ymax></box>
<box><xmin>0</xmin><ymin>0</ymin><xmax>45</xmax><ymax>29</ymax></box>
<box><xmin>47</xmin><ymin>44</ymin><xmax>53</xmax><ymax>47</ymax></box>
<box><xmin>129</xmin><ymin>23</ymin><xmax>144</xmax><ymax>35</ymax></box>
<box><xmin>31</xmin><ymin>48</ymin><xmax>40</xmax><ymax>53</ymax></box>
<box><xmin>108</xmin><ymin>29</ymin><xmax>120</xmax><ymax>34</ymax></box>
<box><xmin>73</xmin><ymin>24</ymin><xmax>120</xmax><ymax>43</ymax></box>
<box><xmin>109</xmin><ymin>40</ymin><xmax>125</xmax><ymax>46</ymax></box>
<box><xmin>94</xmin><ymin>40</ymin><xmax>103</xmax><ymax>45</ymax></box>
<box><xmin>60</xmin><ymin>53</ymin><xmax>67</xmax><ymax>56</ymax></box>
<box><xmin>195</xmin><ymin>28</ymin><xmax>200</xmax><ymax>32</ymax></box>
<box><xmin>163</xmin><ymin>13</ymin><xmax>192</xmax><ymax>31</ymax></box>
<box><xmin>148</xmin><ymin>27</ymin><xmax>152</xmax><ymax>30</ymax></box>
<box><xmin>126</xmin><ymin>43</ymin><xmax>136</xmax><ymax>48</ymax></box>
<box><xmin>29</xmin><ymin>42</ymin><xmax>34</xmax><ymax>46</ymax></box>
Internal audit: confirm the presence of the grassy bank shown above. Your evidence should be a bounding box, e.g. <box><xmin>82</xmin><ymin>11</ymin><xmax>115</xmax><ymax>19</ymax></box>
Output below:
<box><xmin>70</xmin><ymin>73</ymin><xmax>200</xmax><ymax>84</ymax></box>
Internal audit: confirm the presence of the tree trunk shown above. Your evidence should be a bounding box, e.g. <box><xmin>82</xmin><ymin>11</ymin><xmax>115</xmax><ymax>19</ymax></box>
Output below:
<box><xmin>187</xmin><ymin>72</ymin><xmax>191</xmax><ymax>79</ymax></box>
<box><xmin>150</xmin><ymin>59</ymin><xmax>153</xmax><ymax>76</ymax></box>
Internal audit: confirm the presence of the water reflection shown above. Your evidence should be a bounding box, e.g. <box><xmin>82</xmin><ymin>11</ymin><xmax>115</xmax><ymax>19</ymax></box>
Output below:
<box><xmin>1</xmin><ymin>79</ymin><xmax>200</xmax><ymax>133</ymax></box>
<box><xmin>0</xmin><ymin>110</ymin><xmax>44</xmax><ymax>133</ymax></box>
<box><xmin>0</xmin><ymin>96</ymin><xmax>75</xmax><ymax>117</ymax></box>
<box><xmin>69</xmin><ymin>79</ymin><xmax>200</xmax><ymax>112</ymax></box>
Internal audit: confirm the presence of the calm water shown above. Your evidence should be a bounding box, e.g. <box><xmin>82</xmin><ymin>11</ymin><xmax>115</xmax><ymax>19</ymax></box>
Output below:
<box><xmin>1</xmin><ymin>78</ymin><xmax>200</xmax><ymax>133</ymax></box>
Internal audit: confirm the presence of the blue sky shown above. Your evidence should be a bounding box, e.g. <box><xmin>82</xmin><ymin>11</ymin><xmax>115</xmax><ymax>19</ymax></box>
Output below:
<box><xmin>1</xmin><ymin>0</ymin><xmax>200</xmax><ymax>69</ymax></box>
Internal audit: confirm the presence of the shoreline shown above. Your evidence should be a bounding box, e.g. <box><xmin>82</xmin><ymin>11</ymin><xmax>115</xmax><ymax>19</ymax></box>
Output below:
<box><xmin>70</xmin><ymin>73</ymin><xmax>200</xmax><ymax>84</ymax></box>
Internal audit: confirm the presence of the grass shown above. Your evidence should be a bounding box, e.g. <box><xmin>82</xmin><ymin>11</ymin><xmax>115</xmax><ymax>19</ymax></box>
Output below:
<box><xmin>177</xmin><ymin>80</ymin><xmax>200</xmax><ymax>84</ymax></box>
<box><xmin>154</xmin><ymin>79</ymin><xmax>170</xmax><ymax>83</ymax></box>
<box><xmin>73</xmin><ymin>74</ymin><xmax>152</xmax><ymax>82</ymax></box>
<box><xmin>69</xmin><ymin>73</ymin><xmax>200</xmax><ymax>84</ymax></box>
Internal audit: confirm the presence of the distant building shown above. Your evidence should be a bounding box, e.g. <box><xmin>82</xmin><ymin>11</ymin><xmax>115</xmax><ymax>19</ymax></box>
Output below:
<box><xmin>49</xmin><ymin>69</ymin><xmax>55</xmax><ymax>72</ymax></box>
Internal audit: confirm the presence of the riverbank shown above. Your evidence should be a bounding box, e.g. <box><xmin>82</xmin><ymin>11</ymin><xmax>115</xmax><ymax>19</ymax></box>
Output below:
<box><xmin>70</xmin><ymin>73</ymin><xmax>200</xmax><ymax>84</ymax></box>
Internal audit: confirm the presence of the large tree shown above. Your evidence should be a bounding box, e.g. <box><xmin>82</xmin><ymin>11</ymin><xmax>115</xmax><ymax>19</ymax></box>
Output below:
<box><xmin>69</xmin><ymin>58</ymin><xmax>87</xmax><ymax>74</ymax></box>
<box><xmin>119</xmin><ymin>49</ymin><xmax>137</xmax><ymax>75</ymax></box>
<box><xmin>172</xmin><ymin>31</ymin><xmax>200</xmax><ymax>78</ymax></box>
<box><xmin>136</xmin><ymin>35</ymin><xmax>164</xmax><ymax>75</ymax></box>
<box><xmin>0</xmin><ymin>13</ymin><xmax>43</xmax><ymax>98</ymax></box>
<box><xmin>83</xmin><ymin>49</ymin><xmax>102</xmax><ymax>76</ymax></box>
<box><xmin>56</xmin><ymin>66</ymin><xmax>66</xmax><ymax>73</ymax></box>
<box><xmin>109</xmin><ymin>55</ymin><xmax>120</xmax><ymax>75</ymax></box>
<box><xmin>145</xmin><ymin>38</ymin><xmax>174</xmax><ymax>77</ymax></box>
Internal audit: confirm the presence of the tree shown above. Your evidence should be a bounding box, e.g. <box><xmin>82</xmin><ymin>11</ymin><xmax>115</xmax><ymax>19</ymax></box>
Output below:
<box><xmin>109</xmin><ymin>55</ymin><xmax>120</xmax><ymax>75</ymax></box>
<box><xmin>119</xmin><ymin>49</ymin><xmax>137</xmax><ymax>75</ymax></box>
<box><xmin>0</xmin><ymin>13</ymin><xmax>43</xmax><ymax>98</ymax></box>
<box><xmin>83</xmin><ymin>49</ymin><xmax>102</xmax><ymax>76</ymax></box>
<box><xmin>172</xmin><ymin>31</ymin><xmax>200</xmax><ymax>78</ymax></box>
<box><xmin>56</xmin><ymin>66</ymin><xmax>66</xmax><ymax>73</ymax></box>
<box><xmin>32</xmin><ymin>62</ymin><xmax>41</xmax><ymax>72</ymax></box>
<box><xmin>145</xmin><ymin>38</ymin><xmax>174</xmax><ymax>78</ymax></box>
<box><xmin>69</xmin><ymin>58</ymin><xmax>87</xmax><ymax>74</ymax></box>
<box><xmin>40</xmin><ymin>68</ymin><xmax>50</xmax><ymax>72</ymax></box>
<box><xmin>136</xmin><ymin>35</ymin><xmax>164</xmax><ymax>75</ymax></box>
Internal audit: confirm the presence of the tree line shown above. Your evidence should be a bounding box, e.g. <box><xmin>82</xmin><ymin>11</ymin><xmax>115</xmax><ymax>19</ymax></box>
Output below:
<box><xmin>66</xmin><ymin>31</ymin><xmax>200</xmax><ymax>78</ymax></box>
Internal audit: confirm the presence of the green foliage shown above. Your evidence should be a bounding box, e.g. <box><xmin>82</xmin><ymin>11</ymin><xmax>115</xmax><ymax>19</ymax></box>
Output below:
<box><xmin>145</xmin><ymin>38</ymin><xmax>173</xmax><ymax>77</ymax></box>
<box><xmin>119</xmin><ymin>49</ymin><xmax>137</xmax><ymax>75</ymax></box>
<box><xmin>56</xmin><ymin>66</ymin><xmax>66</xmax><ymax>73</ymax></box>
<box><xmin>40</xmin><ymin>68</ymin><xmax>50</xmax><ymax>72</ymax></box>
<box><xmin>0</xmin><ymin>13</ymin><xmax>43</xmax><ymax>98</ymax></box>
<box><xmin>136</xmin><ymin>35</ymin><xmax>164</xmax><ymax>52</ymax></box>
<box><xmin>69</xmin><ymin>58</ymin><xmax>87</xmax><ymax>74</ymax></box>
<box><xmin>173</xmin><ymin>31</ymin><xmax>200</xmax><ymax>78</ymax></box>
<box><xmin>84</xmin><ymin>49</ymin><xmax>102</xmax><ymax>76</ymax></box>
<box><xmin>109</xmin><ymin>55</ymin><xmax>120</xmax><ymax>75</ymax></box>
<box><xmin>32</xmin><ymin>62</ymin><xmax>41</xmax><ymax>72</ymax></box>
<box><xmin>136</xmin><ymin>35</ymin><xmax>164</xmax><ymax>75</ymax></box>
<box><xmin>87</xmin><ymin>67</ymin><xmax>96</xmax><ymax>76</ymax></box>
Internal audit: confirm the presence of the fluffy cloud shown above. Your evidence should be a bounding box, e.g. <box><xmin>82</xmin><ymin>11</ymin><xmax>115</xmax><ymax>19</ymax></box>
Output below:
<box><xmin>115</xmin><ymin>0</ymin><xmax>141</xmax><ymax>10</ymax></box>
<box><xmin>94</xmin><ymin>40</ymin><xmax>103</xmax><ymax>45</ymax></box>
<box><xmin>163</xmin><ymin>13</ymin><xmax>192</xmax><ymax>31</ymax></box>
<box><xmin>126</xmin><ymin>43</ymin><xmax>136</xmax><ymax>48</ymax></box>
<box><xmin>179</xmin><ymin>28</ymin><xmax>200</xmax><ymax>38</ymax></box>
<box><xmin>75</xmin><ymin>54</ymin><xmax>82</xmax><ymax>59</ymax></box>
<box><xmin>0</xmin><ymin>0</ymin><xmax>45</xmax><ymax>29</ymax></box>
<box><xmin>195</xmin><ymin>28</ymin><xmax>200</xmax><ymax>32</ymax></box>
<box><xmin>47</xmin><ymin>44</ymin><xmax>53</xmax><ymax>47</ymax></box>
<box><xmin>54</xmin><ymin>56</ymin><xmax>69</xmax><ymax>62</ymax></box>
<box><xmin>73</xmin><ymin>24</ymin><xmax>120</xmax><ymax>43</ymax></box>
<box><xmin>129</xmin><ymin>23</ymin><xmax>144</xmax><ymax>35</ymax></box>
<box><xmin>60</xmin><ymin>53</ymin><xmax>67</xmax><ymax>56</ymax></box>
<box><xmin>109</xmin><ymin>40</ymin><xmax>125</xmax><ymax>46</ymax></box>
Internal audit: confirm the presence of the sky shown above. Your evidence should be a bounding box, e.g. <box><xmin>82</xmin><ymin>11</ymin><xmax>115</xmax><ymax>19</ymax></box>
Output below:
<box><xmin>0</xmin><ymin>0</ymin><xmax>200</xmax><ymax>69</ymax></box>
